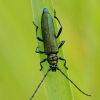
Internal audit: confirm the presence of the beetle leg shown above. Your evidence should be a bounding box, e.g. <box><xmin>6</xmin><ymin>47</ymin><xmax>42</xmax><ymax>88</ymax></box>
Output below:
<box><xmin>58</xmin><ymin>57</ymin><xmax>68</xmax><ymax>70</ymax></box>
<box><xmin>40</xmin><ymin>58</ymin><xmax>47</xmax><ymax>71</ymax></box>
<box><xmin>58</xmin><ymin>40</ymin><xmax>65</xmax><ymax>49</ymax></box>
<box><xmin>32</xmin><ymin>21</ymin><xmax>43</xmax><ymax>42</ymax></box>
<box><xmin>54</xmin><ymin>10</ymin><xmax>63</xmax><ymax>38</ymax></box>
<box><xmin>35</xmin><ymin>47</ymin><xmax>45</xmax><ymax>54</ymax></box>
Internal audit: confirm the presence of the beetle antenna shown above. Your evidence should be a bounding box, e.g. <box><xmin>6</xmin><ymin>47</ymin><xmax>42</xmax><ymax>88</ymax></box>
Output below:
<box><xmin>30</xmin><ymin>68</ymin><xmax>51</xmax><ymax>100</ymax></box>
<box><xmin>57</xmin><ymin>67</ymin><xmax>91</xmax><ymax>96</ymax></box>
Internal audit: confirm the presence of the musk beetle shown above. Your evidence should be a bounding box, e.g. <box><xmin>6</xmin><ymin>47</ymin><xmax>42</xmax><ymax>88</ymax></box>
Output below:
<box><xmin>30</xmin><ymin>8</ymin><xmax>91</xmax><ymax>100</ymax></box>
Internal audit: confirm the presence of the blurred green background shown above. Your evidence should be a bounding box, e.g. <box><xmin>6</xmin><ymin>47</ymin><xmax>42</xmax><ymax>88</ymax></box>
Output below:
<box><xmin>0</xmin><ymin>0</ymin><xmax>100</xmax><ymax>100</ymax></box>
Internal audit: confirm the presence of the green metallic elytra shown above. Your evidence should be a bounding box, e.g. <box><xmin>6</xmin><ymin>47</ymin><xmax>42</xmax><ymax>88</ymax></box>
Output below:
<box><xmin>41</xmin><ymin>9</ymin><xmax>58</xmax><ymax>54</ymax></box>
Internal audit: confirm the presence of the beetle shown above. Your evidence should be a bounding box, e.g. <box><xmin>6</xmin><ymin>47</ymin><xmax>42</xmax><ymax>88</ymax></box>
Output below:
<box><xmin>30</xmin><ymin>8</ymin><xmax>91</xmax><ymax>100</ymax></box>
<box><xmin>34</xmin><ymin>8</ymin><xmax>68</xmax><ymax>72</ymax></box>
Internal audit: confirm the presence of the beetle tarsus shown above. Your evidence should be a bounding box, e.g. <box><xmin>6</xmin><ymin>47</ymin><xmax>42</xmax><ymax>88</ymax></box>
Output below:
<box><xmin>40</xmin><ymin>66</ymin><xmax>43</xmax><ymax>71</ymax></box>
<box><xmin>58</xmin><ymin>40</ymin><xmax>65</xmax><ymax>49</ymax></box>
<box><xmin>35</xmin><ymin>46</ymin><xmax>45</xmax><ymax>54</ymax></box>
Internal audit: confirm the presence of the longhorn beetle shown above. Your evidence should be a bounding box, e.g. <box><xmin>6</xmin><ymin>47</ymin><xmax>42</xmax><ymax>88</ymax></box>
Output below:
<box><xmin>30</xmin><ymin>8</ymin><xmax>91</xmax><ymax>100</ymax></box>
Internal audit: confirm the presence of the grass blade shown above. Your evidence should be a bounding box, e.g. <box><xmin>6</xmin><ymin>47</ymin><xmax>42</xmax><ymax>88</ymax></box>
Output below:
<box><xmin>30</xmin><ymin>0</ymin><xmax>74</xmax><ymax>100</ymax></box>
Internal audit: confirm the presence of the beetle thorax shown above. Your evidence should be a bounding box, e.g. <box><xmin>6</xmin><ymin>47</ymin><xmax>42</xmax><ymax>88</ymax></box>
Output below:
<box><xmin>47</xmin><ymin>54</ymin><xmax>58</xmax><ymax>71</ymax></box>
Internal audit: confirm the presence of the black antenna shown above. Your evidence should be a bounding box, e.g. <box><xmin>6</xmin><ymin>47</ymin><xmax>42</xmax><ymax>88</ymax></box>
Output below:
<box><xmin>57</xmin><ymin>67</ymin><xmax>91</xmax><ymax>96</ymax></box>
<box><xmin>30</xmin><ymin>68</ymin><xmax>51</xmax><ymax>100</ymax></box>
